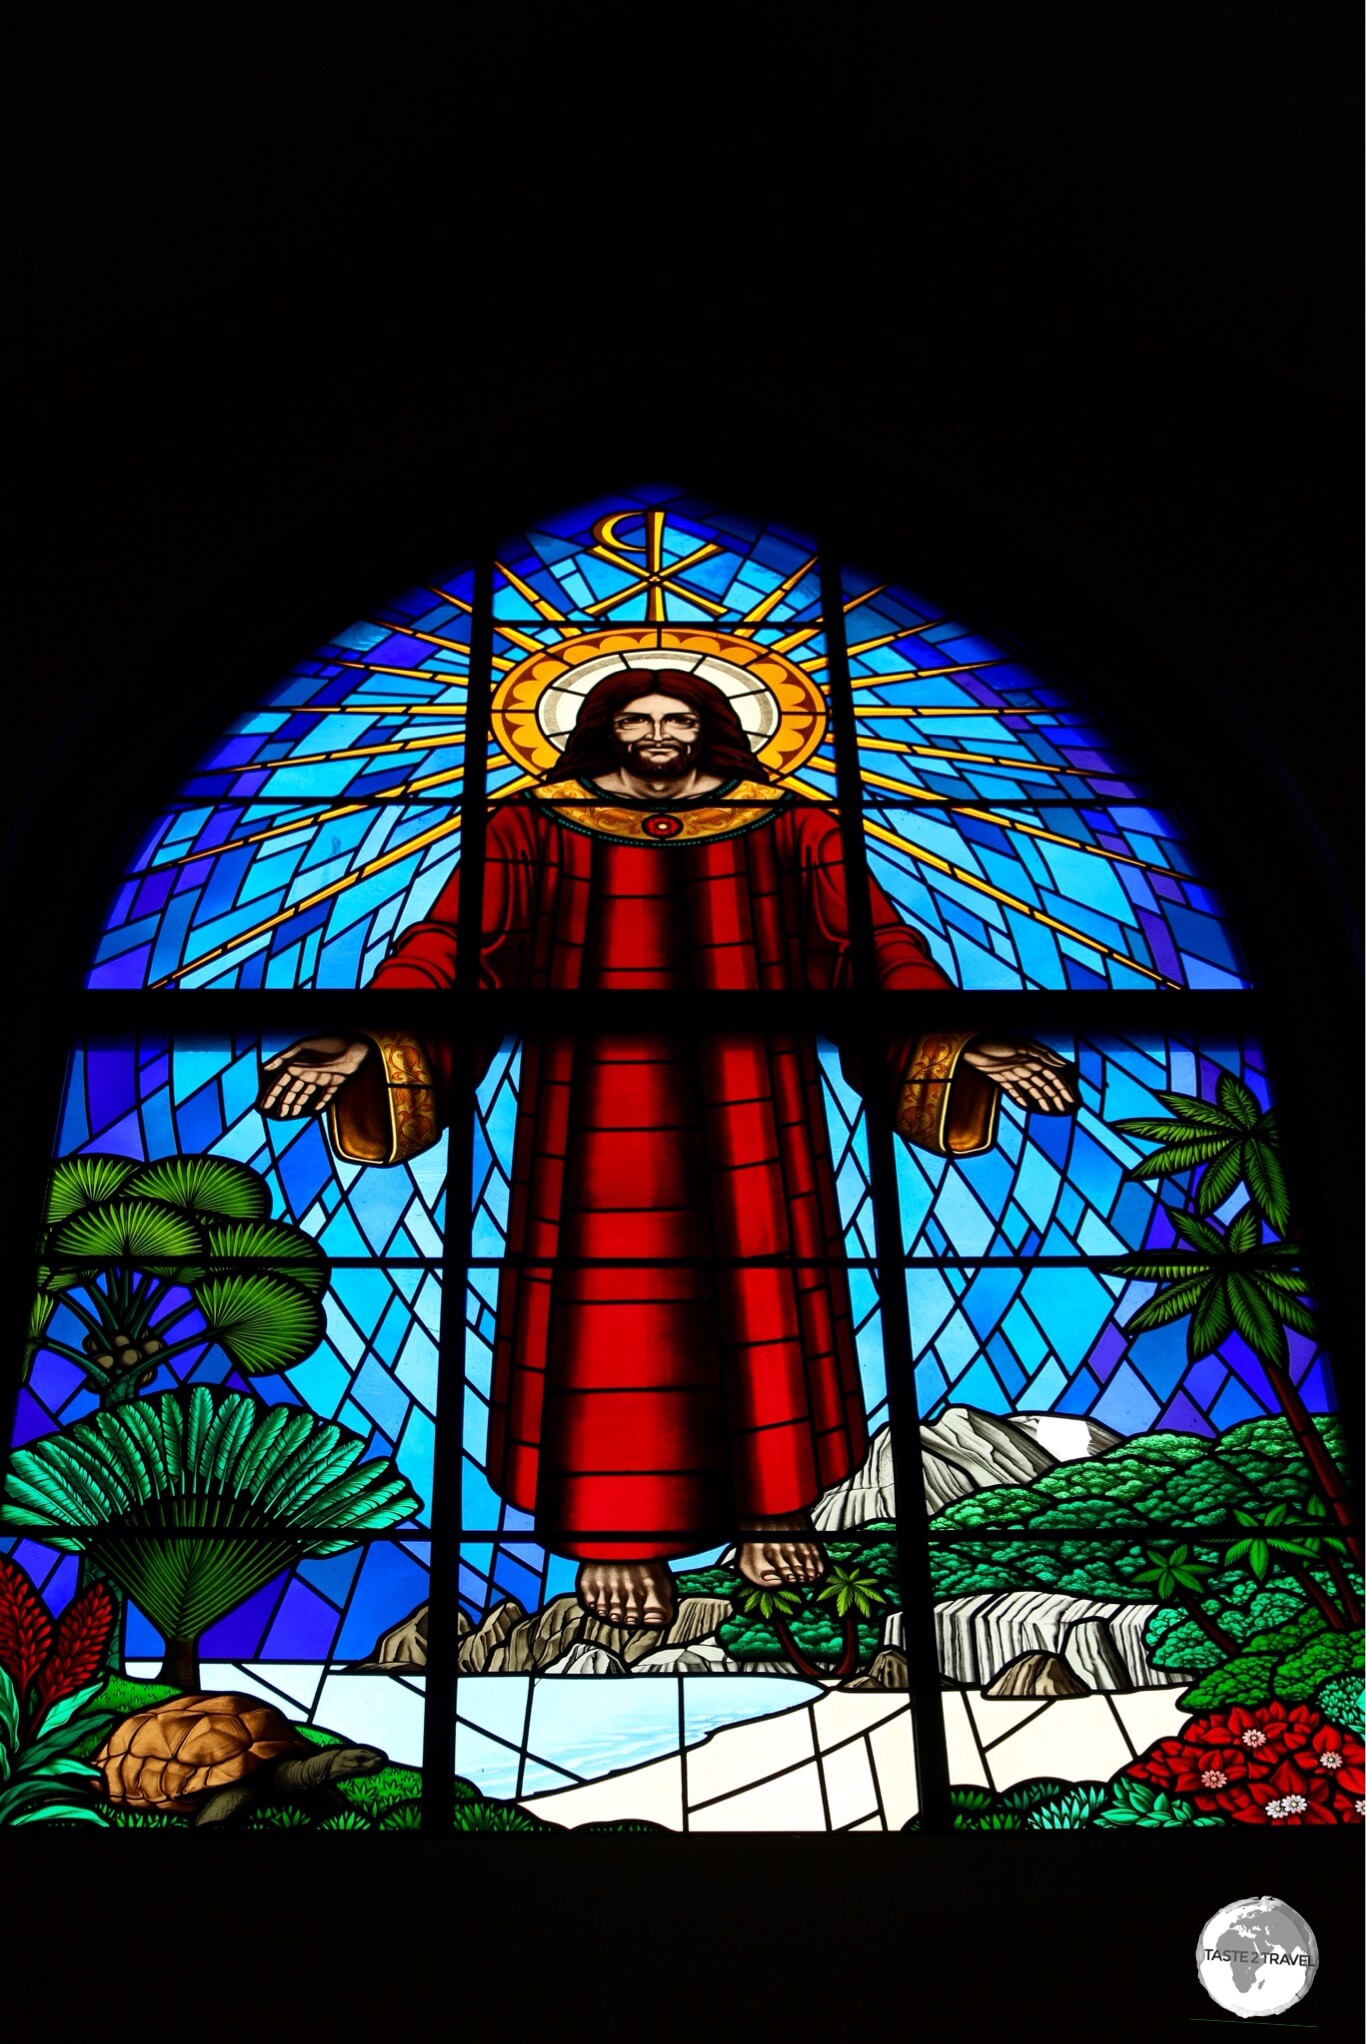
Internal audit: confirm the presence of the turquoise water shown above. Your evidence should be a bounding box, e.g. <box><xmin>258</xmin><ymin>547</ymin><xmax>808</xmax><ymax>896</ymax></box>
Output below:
<box><xmin>454</xmin><ymin>1675</ymin><xmax>823</xmax><ymax>1798</ymax></box>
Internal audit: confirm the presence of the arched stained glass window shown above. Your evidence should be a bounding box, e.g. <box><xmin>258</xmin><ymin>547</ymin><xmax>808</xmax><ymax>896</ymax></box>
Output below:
<box><xmin>3</xmin><ymin>487</ymin><xmax>1357</xmax><ymax>1838</ymax></box>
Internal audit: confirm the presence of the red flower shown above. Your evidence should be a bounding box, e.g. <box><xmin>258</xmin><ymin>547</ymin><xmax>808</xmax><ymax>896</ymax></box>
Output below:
<box><xmin>1233</xmin><ymin>1760</ymin><xmax>1339</xmax><ymax>1825</ymax></box>
<box><xmin>1290</xmin><ymin>1723</ymin><xmax>1365</xmax><ymax>1801</ymax></box>
<box><xmin>1126</xmin><ymin>1704</ymin><xmax>1347</xmax><ymax>1819</ymax></box>
<box><xmin>1224</xmin><ymin>1702</ymin><xmax>1316</xmax><ymax>1765</ymax></box>
<box><xmin>1130</xmin><ymin>1732</ymin><xmax>1249</xmax><ymax>1809</ymax></box>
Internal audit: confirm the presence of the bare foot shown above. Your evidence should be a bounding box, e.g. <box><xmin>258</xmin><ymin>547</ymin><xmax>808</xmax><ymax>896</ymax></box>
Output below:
<box><xmin>576</xmin><ymin>1559</ymin><xmax>676</xmax><ymax>1630</ymax></box>
<box><xmin>737</xmin><ymin>1513</ymin><xmax>828</xmax><ymax>1590</ymax></box>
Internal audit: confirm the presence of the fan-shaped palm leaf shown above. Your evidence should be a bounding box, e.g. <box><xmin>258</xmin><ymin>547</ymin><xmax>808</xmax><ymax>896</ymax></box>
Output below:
<box><xmin>201</xmin><ymin>1219</ymin><xmax>328</xmax><ymax>1297</ymax></box>
<box><xmin>193</xmin><ymin>1273</ymin><xmax>324</xmax><ymax>1375</ymax></box>
<box><xmin>1</xmin><ymin>1390</ymin><xmax>419</xmax><ymax>1658</ymax></box>
<box><xmin>41</xmin><ymin>1156</ymin><xmax>139</xmax><ymax>1228</ymax></box>
<box><xmin>124</xmin><ymin>1157</ymin><xmax>270</xmax><ymax>1223</ymax></box>
<box><xmin>1216</xmin><ymin>1071</ymin><xmax>1262</xmax><ymax>1130</ymax></box>
<box><xmin>23</xmin><ymin>1291</ymin><xmax>59</xmax><ymax>1374</ymax></box>
<box><xmin>47</xmin><ymin>1201</ymin><xmax>204</xmax><ymax>1278</ymax></box>
<box><xmin>1242</xmin><ymin>1139</ymin><xmax>1290</xmax><ymax>1234</ymax></box>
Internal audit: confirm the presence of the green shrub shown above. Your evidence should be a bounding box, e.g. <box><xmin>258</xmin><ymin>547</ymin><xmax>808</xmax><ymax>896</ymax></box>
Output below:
<box><xmin>1180</xmin><ymin>1612</ymin><xmax>1362</xmax><ymax>1712</ymax></box>
<box><xmin>1315</xmin><ymin>1674</ymin><xmax>1364</xmax><ymax>1735</ymax></box>
<box><xmin>1093</xmin><ymin>1777</ymin><xmax>1225</xmax><ymax>1828</ymax></box>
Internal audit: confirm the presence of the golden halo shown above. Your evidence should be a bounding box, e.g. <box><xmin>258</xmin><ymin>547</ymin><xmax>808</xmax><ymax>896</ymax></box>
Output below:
<box><xmin>490</xmin><ymin>627</ymin><xmax>828</xmax><ymax>782</ymax></box>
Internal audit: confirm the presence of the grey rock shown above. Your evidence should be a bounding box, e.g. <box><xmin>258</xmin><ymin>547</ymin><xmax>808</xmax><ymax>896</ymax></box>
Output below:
<box><xmin>916</xmin><ymin>1408</ymin><xmax>1058</xmax><ymax>1514</ymax></box>
<box><xmin>540</xmin><ymin>1642</ymin><xmax>629</xmax><ymax>1676</ymax></box>
<box><xmin>356</xmin><ymin>1602</ymin><xmax>469</xmax><ymax>1671</ymax></box>
<box><xmin>936</xmin><ymin>1589</ymin><xmax>1196</xmax><ymax>1691</ymax></box>
<box><xmin>812</xmin><ymin>1425</ymin><xmax>898</xmax><ymax>1529</ymax></box>
<box><xmin>630</xmin><ymin>1639</ymin><xmax>744</xmax><ymax>1674</ymax></box>
<box><xmin>1003</xmin><ymin>1413</ymin><xmax>1124</xmax><ymax>1462</ymax></box>
<box><xmin>460</xmin><ymin>1598</ymin><xmax>527</xmax><ymax>1673</ymax></box>
<box><xmin>845</xmin><ymin>1645</ymin><xmax>910</xmax><ymax>1692</ymax></box>
<box><xmin>1062</xmin><ymin>1616</ymin><xmax>1135</xmax><ymax>1693</ymax></box>
<box><xmin>664</xmin><ymin>1595</ymin><xmax>733</xmax><ymax>1647</ymax></box>
<box><xmin>984</xmin><ymin>1650</ymin><xmax>1092</xmax><ymax>1699</ymax></box>
<box><xmin>811</xmin><ymin>1407</ymin><xmax>1124</xmax><ymax>1532</ymax></box>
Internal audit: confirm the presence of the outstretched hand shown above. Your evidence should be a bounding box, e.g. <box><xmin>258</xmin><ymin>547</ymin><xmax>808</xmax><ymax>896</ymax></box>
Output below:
<box><xmin>960</xmin><ymin>1040</ymin><xmax>1079</xmax><ymax>1114</ymax></box>
<box><xmin>257</xmin><ymin>1036</ymin><xmax>370</xmax><ymax>1119</ymax></box>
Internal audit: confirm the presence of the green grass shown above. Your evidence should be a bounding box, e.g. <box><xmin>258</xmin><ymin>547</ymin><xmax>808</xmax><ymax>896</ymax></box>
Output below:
<box><xmin>77</xmin><ymin>1685</ymin><xmax>552</xmax><ymax>1830</ymax></box>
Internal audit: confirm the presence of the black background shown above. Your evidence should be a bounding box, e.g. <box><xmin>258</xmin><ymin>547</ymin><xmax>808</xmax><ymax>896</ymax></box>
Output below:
<box><xmin>8</xmin><ymin>8</ymin><xmax>1361</xmax><ymax>2035</ymax></box>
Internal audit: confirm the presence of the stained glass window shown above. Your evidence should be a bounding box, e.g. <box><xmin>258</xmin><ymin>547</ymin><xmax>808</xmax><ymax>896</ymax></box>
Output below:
<box><xmin>2</xmin><ymin>488</ymin><xmax>1356</xmax><ymax>1839</ymax></box>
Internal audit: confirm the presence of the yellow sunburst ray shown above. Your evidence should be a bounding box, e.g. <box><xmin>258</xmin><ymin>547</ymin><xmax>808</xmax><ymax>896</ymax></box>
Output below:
<box><xmin>428</xmin><ymin>586</ymin><xmax>473</xmax><ymax>615</ymax></box>
<box><xmin>844</xmin><ymin>656</ymin><xmax>1007</xmax><ymax>685</ymax></box>
<box><xmin>272</xmin><ymin>700</ymin><xmax>467</xmax><ymax>717</ymax></box>
<box><xmin>782</xmin><ymin>774</ymin><xmax>1173</xmax><ymax>985</ymax></box>
<box><xmin>739</xmin><ymin>555</ymin><xmax>819</xmax><ymax>627</ymax></box>
<box><xmin>801</xmin><ymin>757</ymin><xmax>1181</xmax><ymax>877</ymax></box>
<box><xmin>491</xmin><ymin>564</ymin><xmax>581</xmax><ymax>632</ymax></box>
<box><xmin>852</xmin><ymin>702</ymin><xmax>1054</xmax><ymax>718</ymax></box>
<box><xmin>769</xmin><ymin>584</ymin><xmax>901</xmax><ymax>659</ymax></box>
<box><xmin>352</xmin><ymin>614</ymin><xmax>519</xmax><ymax>672</ymax></box>
<box><xmin>153</xmin><ymin>771</ymin><xmax>538</xmax><ymax>988</ymax></box>
<box><xmin>214</xmin><ymin>731</ymin><xmax>468</xmax><ymax>775</ymax></box>
<box><xmin>159</xmin><ymin>749</ymin><xmax>506</xmax><ymax>867</ymax></box>
<box><xmin>854</xmin><ymin>739</ymin><xmax>1070</xmax><ymax>774</ymax></box>
<box><xmin>330</xmin><ymin>659</ymin><xmax>468</xmax><ymax>685</ymax></box>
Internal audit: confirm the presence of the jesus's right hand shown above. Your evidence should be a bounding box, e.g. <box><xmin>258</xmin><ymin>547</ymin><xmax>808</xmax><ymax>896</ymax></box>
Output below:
<box><xmin>257</xmin><ymin>1036</ymin><xmax>371</xmax><ymax>1119</ymax></box>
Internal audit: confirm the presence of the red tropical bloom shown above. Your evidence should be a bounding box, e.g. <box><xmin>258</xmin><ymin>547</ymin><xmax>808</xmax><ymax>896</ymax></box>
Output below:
<box><xmin>1224</xmin><ymin>1702</ymin><xmax>1316</xmax><ymax>1765</ymax></box>
<box><xmin>1290</xmin><ymin>1723</ymin><xmax>1365</xmax><ymax>1801</ymax></box>
<box><xmin>1129</xmin><ymin>1731</ymin><xmax>1249</xmax><ymax>1809</ymax></box>
<box><xmin>1235</xmin><ymin>1760</ymin><xmax>1338</xmax><ymax>1825</ymax></box>
<box><xmin>1125</xmin><ymin>1704</ymin><xmax>1359</xmax><ymax>1823</ymax></box>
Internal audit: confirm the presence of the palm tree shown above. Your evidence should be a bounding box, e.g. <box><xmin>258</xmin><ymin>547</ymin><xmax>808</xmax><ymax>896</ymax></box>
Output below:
<box><xmin>1132</xmin><ymin>1544</ymin><xmax>1238</xmax><ymax>1657</ymax></box>
<box><xmin>29</xmin><ymin>1155</ymin><xmax>328</xmax><ymax>1410</ymax></box>
<box><xmin>1225</xmin><ymin>1503</ymin><xmax>1345</xmax><ymax>1630</ymax></box>
<box><xmin>1115</xmin><ymin>1072</ymin><xmax>1289</xmax><ymax>1230</ymax></box>
<box><xmin>1112</xmin><ymin>1205</ymin><xmax>1357</xmax><ymax>1562</ymax></box>
<box><xmin>2</xmin><ymin>1385</ymin><xmax>420</xmax><ymax>1691</ymax></box>
<box><xmin>733</xmin><ymin>1565</ymin><xmax>889</xmax><ymax>1680</ymax></box>
<box><xmin>1296</xmin><ymin>1496</ymin><xmax>1363</xmax><ymax>1627</ymax></box>
<box><xmin>815</xmin><ymin>1563</ymin><xmax>890</xmax><ymax>1679</ymax></box>
<box><xmin>27</xmin><ymin>1154</ymin><xmax>333</xmax><ymax>1673</ymax></box>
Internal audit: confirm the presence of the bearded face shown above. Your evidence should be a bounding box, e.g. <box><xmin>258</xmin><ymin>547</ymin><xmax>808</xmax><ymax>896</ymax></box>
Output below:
<box><xmin>609</xmin><ymin>693</ymin><xmax>704</xmax><ymax>783</ymax></box>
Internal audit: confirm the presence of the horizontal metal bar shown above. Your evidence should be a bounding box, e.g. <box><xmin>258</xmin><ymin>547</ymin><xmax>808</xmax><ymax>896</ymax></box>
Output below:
<box><xmin>54</xmin><ymin>989</ymin><xmax>1261</xmax><ymax>1033</ymax></box>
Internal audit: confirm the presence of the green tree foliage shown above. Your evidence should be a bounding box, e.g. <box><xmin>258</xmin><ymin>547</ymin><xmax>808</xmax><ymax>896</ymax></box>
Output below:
<box><xmin>1179</xmin><ymin>1612</ymin><xmax>1363</xmax><ymax>1713</ymax></box>
<box><xmin>1114</xmin><ymin>1208</ymin><xmax>1315</xmax><ymax>1374</ymax></box>
<box><xmin>1114</xmin><ymin>1073</ymin><xmax>1288</xmax><ymax>1232</ymax></box>
<box><xmin>676</xmin><ymin>1537</ymin><xmax>900</xmax><ymax>1670</ymax></box>
<box><xmin>1315</xmin><ymin>1675</ymin><xmax>1364</xmax><ymax>1736</ymax></box>
<box><xmin>927</xmin><ymin>1417</ymin><xmax>1361</xmax><ymax>1688</ymax></box>
<box><xmin>1</xmin><ymin>1385</ymin><xmax>420</xmax><ymax>1690</ymax></box>
<box><xmin>1145</xmin><ymin>1578</ymin><xmax>1309</xmax><ymax>1673</ymax></box>
<box><xmin>28</xmin><ymin>1154</ymin><xmax>328</xmax><ymax>1410</ymax></box>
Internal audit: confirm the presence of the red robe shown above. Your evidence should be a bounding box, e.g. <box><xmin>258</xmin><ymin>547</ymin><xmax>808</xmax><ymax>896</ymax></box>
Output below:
<box><xmin>330</xmin><ymin>777</ymin><xmax>998</xmax><ymax>1558</ymax></box>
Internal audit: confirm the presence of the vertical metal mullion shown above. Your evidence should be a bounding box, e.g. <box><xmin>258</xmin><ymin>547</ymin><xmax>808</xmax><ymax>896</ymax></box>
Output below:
<box><xmin>421</xmin><ymin>553</ymin><xmax>494</xmax><ymax>1832</ymax></box>
<box><xmin>819</xmin><ymin>544</ymin><xmax>954</xmax><ymax>1839</ymax></box>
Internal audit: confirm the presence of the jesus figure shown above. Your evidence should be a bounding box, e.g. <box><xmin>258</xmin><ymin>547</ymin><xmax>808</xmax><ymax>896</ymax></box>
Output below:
<box><xmin>260</xmin><ymin>668</ymin><xmax>1076</xmax><ymax>1631</ymax></box>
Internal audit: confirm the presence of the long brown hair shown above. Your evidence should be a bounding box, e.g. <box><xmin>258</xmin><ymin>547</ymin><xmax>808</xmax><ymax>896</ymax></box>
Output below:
<box><xmin>543</xmin><ymin>668</ymin><xmax>770</xmax><ymax>785</ymax></box>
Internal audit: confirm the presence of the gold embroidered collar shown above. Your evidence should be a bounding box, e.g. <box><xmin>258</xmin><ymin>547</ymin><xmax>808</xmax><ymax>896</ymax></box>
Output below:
<box><xmin>531</xmin><ymin>776</ymin><xmax>789</xmax><ymax>846</ymax></box>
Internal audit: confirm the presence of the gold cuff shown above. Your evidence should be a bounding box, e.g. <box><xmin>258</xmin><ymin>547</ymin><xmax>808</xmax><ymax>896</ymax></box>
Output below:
<box><xmin>327</xmin><ymin>1030</ymin><xmax>441</xmax><ymax>1165</ymax></box>
<box><xmin>895</xmin><ymin>1031</ymin><xmax>999</xmax><ymax>1157</ymax></box>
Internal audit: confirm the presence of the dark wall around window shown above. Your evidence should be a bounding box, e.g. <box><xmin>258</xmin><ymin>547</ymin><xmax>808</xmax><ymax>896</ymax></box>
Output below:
<box><xmin>9</xmin><ymin>15</ymin><xmax>1361</xmax><ymax>2033</ymax></box>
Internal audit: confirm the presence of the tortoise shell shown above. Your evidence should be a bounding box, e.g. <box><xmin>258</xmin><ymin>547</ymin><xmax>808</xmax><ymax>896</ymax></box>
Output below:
<box><xmin>95</xmin><ymin>1691</ymin><xmax>305</xmax><ymax>1812</ymax></box>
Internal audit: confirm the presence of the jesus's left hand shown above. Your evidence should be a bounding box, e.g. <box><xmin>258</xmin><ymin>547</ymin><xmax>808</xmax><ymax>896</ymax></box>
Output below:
<box><xmin>960</xmin><ymin>1040</ymin><xmax>1079</xmax><ymax>1114</ymax></box>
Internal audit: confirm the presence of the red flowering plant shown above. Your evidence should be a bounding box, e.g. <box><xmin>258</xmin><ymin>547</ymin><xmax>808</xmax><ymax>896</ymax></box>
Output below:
<box><xmin>1126</xmin><ymin>1701</ymin><xmax>1364</xmax><ymax>1826</ymax></box>
<box><xmin>0</xmin><ymin>1553</ymin><xmax>116</xmax><ymax>1825</ymax></box>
